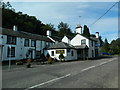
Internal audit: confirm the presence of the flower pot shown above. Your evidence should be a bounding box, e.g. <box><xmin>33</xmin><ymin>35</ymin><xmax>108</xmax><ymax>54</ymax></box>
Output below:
<box><xmin>26</xmin><ymin>63</ymin><xmax>31</xmax><ymax>68</ymax></box>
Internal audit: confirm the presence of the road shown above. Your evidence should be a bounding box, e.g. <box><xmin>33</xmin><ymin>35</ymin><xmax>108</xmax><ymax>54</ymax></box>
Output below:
<box><xmin>2</xmin><ymin>56</ymin><xmax>118</xmax><ymax>89</ymax></box>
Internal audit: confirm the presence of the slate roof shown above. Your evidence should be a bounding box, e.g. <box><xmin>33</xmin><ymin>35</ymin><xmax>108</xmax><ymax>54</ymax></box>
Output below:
<box><xmin>65</xmin><ymin>34</ymin><xmax>76</xmax><ymax>40</ymax></box>
<box><xmin>50</xmin><ymin>36</ymin><xmax>62</xmax><ymax>42</ymax></box>
<box><xmin>0</xmin><ymin>28</ymin><xmax>53</xmax><ymax>42</ymax></box>
<box><xmin>47</xmin><ymin>42</ymin><xmax>75</xmax><ymax>49</ymax></box>
<box><xmin>77</xmin><ymin>34</ymin><xmax>98</xmax><ymax>42</ymax></box>
<box><xmin>74</xmin><ymin>45</ymin><xmax>89</xmax><ymax>49</ymax></box>
<box><xmin>89</xmin><ymin>37</ymin><xmax>98</xmax><ymax>41</ymax></box>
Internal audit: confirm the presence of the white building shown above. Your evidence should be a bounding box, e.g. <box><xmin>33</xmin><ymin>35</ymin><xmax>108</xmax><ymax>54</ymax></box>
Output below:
<box><xmin>47</xmin><ymin>30</ymin><xmax>62</xmax><ymax>43</ymax></box>
<box><xmin>62</xmin><ymin>36</ymin><xmax>71</xmax><ymax>44</ymax></box>
<box><xmin>61</xmin><ymin>24</ymin><xmax>101</xmax><ymax>59</ymax></box>
<box><xmin>0</xmin><ymin>27</ymin><xmax>53</xmax><ymax>61</ymax></box>
<box><xmin>47</xmin><ymin>42</ymin><xmax>77</xmax><ymax>61</ymax></box>
<box><xmin>0</xmin><ymin>24</ymin><xmax>101</xmax><ymax>61</ymax></box>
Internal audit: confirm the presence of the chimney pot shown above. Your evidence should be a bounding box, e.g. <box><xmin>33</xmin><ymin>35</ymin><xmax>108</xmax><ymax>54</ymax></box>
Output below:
<box><xmin>13</xmin><ymin>25</ymin><xmax>18</xmax><ymax>31</ymax></box>
<box><xmin>47</xmin><ymin>30</ymin><xmax>51</xmax><ymax>36</ymax></box>
<box><xmin>96</xmin><ymin>32</ymin><xmax>99</xmax><ymax>38</ymax></box>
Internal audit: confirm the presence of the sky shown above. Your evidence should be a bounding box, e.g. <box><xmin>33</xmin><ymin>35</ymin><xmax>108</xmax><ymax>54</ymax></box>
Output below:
<box><xmin>8</xmin><ymin>1</ymin><xmax>118</xmax><ymax>43</ymax></box>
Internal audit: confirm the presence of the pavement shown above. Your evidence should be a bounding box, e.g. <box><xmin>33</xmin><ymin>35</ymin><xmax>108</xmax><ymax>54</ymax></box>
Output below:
<box><xmin>2</xmin><ymin>56</ymin><xmax>119</xmax><ymax>89</ymax></box>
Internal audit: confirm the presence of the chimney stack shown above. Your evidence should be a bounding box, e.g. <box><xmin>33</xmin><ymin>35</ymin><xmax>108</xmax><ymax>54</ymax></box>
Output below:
<box><xmin>47</xmin><ymin>30</ymin><xmax>51</xmax><ymax>36</ymax></box>
<box><xmin>75</xmin><ymin>24</ymin><xmax>82</xmax><ymax>34</ymax></box>
<box><xmin>13</xmin><ymin>25</ymin><xmax>18</xmax><ymax>31</ymax></box>
<box><xmin>96</xmin><ymin>32</ymin><xmax>99</xmax><ymax>38</ymax></box>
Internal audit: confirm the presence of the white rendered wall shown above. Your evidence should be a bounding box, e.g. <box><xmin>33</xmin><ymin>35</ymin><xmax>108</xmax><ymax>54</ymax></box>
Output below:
<box><xmin>70</xmin><ymin>34</ymin><xmax>96</xmax><ymax>58</ymax></box>
<box><xmin>48</xmin><ymin>49</ymin><xmax>77</xmax><ymax>61</ymax></box>
<box><xmin>88</xmin><ymin>40</ymin><xmax>95</xmax><ymax>58</ymax></box>
<box><xmin>36</xmin><ymin>40</ymin><xmax>41</xmax><ymax>51</ymax></box>
<box><xmin>70</xmin><ymin>34</ymin><xmax>89</xmax><ymax>47</ymax></box>
<box><xmin>62</xmin><ymin>36</ymin><xmax>70</xmax><ymax>44</ymax></box>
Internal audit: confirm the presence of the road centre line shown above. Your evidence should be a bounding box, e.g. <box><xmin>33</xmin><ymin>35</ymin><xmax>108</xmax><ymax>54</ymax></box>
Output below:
<box><xmin>25</xmin><ymin>58</ymin><xmax>116</xmax><ymax>89</ymax></box>
<box><xmin>108</xmin><ymin>59</ymin><xmax>116</xmax><ymax>62</ymax></box>
<box><xmin>25</xmin><ymin>74</ymin><xmax>71</xmax><ymax>90</ymax></box>
<box><xmin>81</xmin><ymin>65</ymin><xmax>96</xmax><ymax>71</ymax></box>
<box><xmin>99</xmin><ymin>61</ymin><xmax>107</xmax><ymax>66</ymax></box>
<box><xmin>81</xmin><ymin>59</ymin><xmax>116</xmax><ymax>72</ymax></box>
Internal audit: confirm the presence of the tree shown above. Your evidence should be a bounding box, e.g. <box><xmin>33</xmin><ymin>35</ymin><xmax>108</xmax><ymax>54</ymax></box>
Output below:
<box><xmin>99</xmin><ymin>36</ymin><xmax>104</xmax><ymax>47</ymax></box>
<box><xmin>83</xmin><ymin>25</ymin><xmax>90</xmax><ymax>37</ymax></box>
<box><xmin>57</xmin><ymin>22</ymin><xmax>72</xmax><ymax>37</ymax></box>
<box><xmin>109</xmin><ymin>38</ymin><xmax>120</xmax><ymax>54</ymax></box>
<box><xmin>101</xmin><ymin>38</ymin><xmax>110</xmax><ymax>53</ymax></box>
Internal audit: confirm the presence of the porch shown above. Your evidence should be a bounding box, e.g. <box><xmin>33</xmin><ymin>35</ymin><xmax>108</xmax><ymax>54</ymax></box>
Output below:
<box><xmin>75</xmin><ymin>45</ymin><xmax>89</xmax><ymax>60</ymax></box>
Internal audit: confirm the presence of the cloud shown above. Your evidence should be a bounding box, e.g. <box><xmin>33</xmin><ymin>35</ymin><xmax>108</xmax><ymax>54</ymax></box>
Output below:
<box><xmin>7</xmin><ymin>0</ymin><xmax>119</xmax><ymax>2</ymax></box>
<box><xmin>102</xmin><ymin>33</ymin><xmax>118</xmax><ymax>43</ymax></box>
<box><xmin>10</xmin><ymin>2</ymin><xmax>118</xmax><ymax>42</ymax></box>
<box><xmin>89</xmin><ymin>17</ymin><xmax>118</xmax><ymax>33</ymax></box>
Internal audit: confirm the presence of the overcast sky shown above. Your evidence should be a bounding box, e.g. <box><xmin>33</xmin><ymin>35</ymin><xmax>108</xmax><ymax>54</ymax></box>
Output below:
<box><xmin>9</xmin><ymin>1</ymin><xmax>118</xmax><ymax>43</ymax></box>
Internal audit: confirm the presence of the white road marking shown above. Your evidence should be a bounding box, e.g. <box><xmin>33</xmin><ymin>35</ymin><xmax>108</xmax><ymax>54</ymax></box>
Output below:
<box><xmin>25</xmin><ymin>74</ymin><xmax>71</xmax><ymax>90</ymax></box>
<box><xmin>99</xmin><ymin>61</ymin><xmax>107</xmax><ymax>65</ymax></box>
<box><xmin>25</xmin><ymin>58</ymin><xmax>116</xmax><ymax>89</ymax></box>
<box><xmin>81</xmin><ymin>59</ymin><xmax>116</xmax><ymax>72</ymax></box>
<box><xmin>81</xmin><ymin>65</ymin><xmax>96</xmax><ymax>71</ymax></box>
<box><xmin>108</xmin><ymin>59</ymin><xmax>116</xmax><ymax>62</ymax></box>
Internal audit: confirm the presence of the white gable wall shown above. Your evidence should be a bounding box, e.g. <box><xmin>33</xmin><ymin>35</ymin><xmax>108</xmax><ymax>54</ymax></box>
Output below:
<box><xmin>71</xmin><ymin>34</ymin><xmax>96</xmax><ymax>58</ymax></box>
<box><xmin>62</xmin><ymin>36</ymin><xmax>70</xmax><ymax>44</ymax></box>
<box><xmin>71</xmin><ymin>34</ymin><xmax>89</xmax><ymax>47</ymax></box>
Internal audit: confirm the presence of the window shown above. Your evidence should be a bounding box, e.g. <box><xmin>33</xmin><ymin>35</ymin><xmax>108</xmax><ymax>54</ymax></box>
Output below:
<box><xmin>24</xmin><ymin>39</ymin><xmax>29</xmax><ymax>47</ymax></box>
<box><xmin>36</xmin><ymin>51</ymin><xmax>41</xmax><ymax>58</ymax></box>
<box><xmin>46</xmin><ymin>42</ymin><xmax>50</xmax><ymax>47</ymax></box>
<box><xmin>91</xmin><ymin>40</ymin><xmax>93</xmax><ymax>47</ymax></box>
<box><xmin>92</xmin><ymin>50</ymin><xmax>94</xmax><ymax>57</ymax></box>
<box><xmin>51</xmin><ymin>51</ymin><xmax>54</xmax><ymax>56</ymax></box>
<box><xmin>71</xmin><ymin>51</ymin><xmax>74</xmax><ymax>56</ymax></box>
<box><xmin>7</xmin><ymin>35</ymin><xmax>16</xmax><ymax>44</ymax></box>
<box><xmin>67</xmin><ymin>49</ymin><xmax>70</xmax><ymax>53</ymax></box>
<box><xmin>95</xmin><ymin>42</ymin><xmax>98</xmax><ymax>47</ymax></box>
<box><xmin>81</xmin><ymin>39</ymin><xmax>86</xmax><ymax>45</ymax></box>
<box><xmin>7</xmin><ymin>47</ymin><xmax>15</xmax><ymax>57</ymax></box>
<box><xmin>31</xmin><ymin>40</ymin><xmax>36</xmax><ymax>47</ymax></box>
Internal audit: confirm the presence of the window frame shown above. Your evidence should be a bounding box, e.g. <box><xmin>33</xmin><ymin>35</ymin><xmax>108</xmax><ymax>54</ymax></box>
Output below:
<box><xmin>31</xmin><ymin>40</ymin><xmax>36</xmax><ymax>47</ymax></box>
<box><xmin>81</xmin><ymin>39</ymin><xmax>86</xmax><ymax>45</ymax></box>
<box><xmin>7</xmin><ymin>47</ymin><xmax>15</xmax><ymax>57</ymax></box>
<box><xmin>51</xmin><ymin>51</ymin><xmax>54</xmax><ymax>56</ymax></box>
<box><xmin>91</xmin><ymin>40</ymin><xmax>94</xmax><ymax>47</ymax></box>
<box><xmin>24</xmin><ymin>39</ymin><xmax>29</xmax><ymax>47</ymax></box>
<box><xmin>7</xmin><ymin>35</ymin><xmax>16</xmax><ymax>45</ymax></box>
<box><xmin>71</xmin><ymin>51</ymin><xmax>74</xmax><ymax>56</ymax></box>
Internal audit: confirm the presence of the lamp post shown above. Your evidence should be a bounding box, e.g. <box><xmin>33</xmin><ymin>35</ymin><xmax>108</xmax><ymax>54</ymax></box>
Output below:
<box><xmin>8</xmin><ymin>45</ymin><xmax>11</xmax><ymax>71</ymax></box>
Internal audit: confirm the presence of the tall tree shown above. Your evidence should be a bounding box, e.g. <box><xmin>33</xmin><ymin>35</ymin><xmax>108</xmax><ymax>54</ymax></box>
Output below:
<box><xmin>101</xmin><ymin>38</ymin><xmax>110</xmax><ymax>53</ymax></box>
<box><xmin>83</xmin><ymin>25</ymin><xmax>90</xmax><ymax>37</ymax></box>
<box><xmin>57</xmin><ymin>22</ymin><xmax>72</xmax><ymax>37</ymax></box>
<box><xmin>109</xmin><ymin>38</ymin><xmax>120</xmax><ymax>54</ymax></box>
